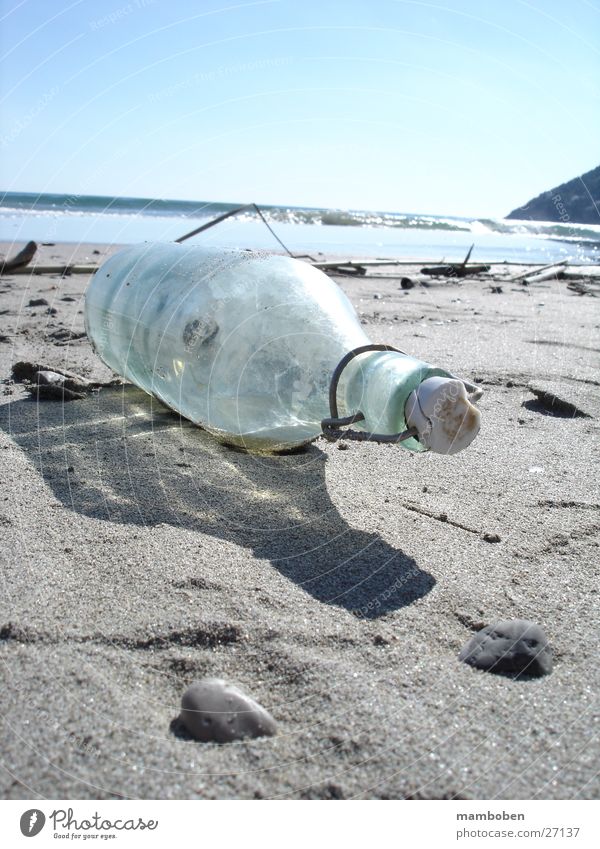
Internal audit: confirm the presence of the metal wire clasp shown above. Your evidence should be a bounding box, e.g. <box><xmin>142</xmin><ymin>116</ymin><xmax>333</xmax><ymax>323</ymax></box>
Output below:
<box><xmin>321</xmin><ymin>344</ymin><xmax>484</xmax><ymax>445</ymax></box>
<box><xmin>320</xmin><ymin>344</ymin><xmax>420</xmax><ymax>444</ymax></box>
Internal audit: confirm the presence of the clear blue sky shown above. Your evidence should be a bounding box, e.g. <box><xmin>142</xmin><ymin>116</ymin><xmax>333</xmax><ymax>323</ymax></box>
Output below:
<box><xmin>1</xmin><ymin>0</ymin><xmax>598</xmax><ymax>217</ymax></box>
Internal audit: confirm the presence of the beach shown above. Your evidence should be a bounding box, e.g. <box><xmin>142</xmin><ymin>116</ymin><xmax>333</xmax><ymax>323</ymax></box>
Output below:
<box><xmin>0</xmin><ymin>241</ymin><xmax>598</xmax><ymax>800</ymax></box>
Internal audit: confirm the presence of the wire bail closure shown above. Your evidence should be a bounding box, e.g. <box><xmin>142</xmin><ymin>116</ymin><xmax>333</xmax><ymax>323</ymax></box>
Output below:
<box><xmin>320</xmin><ymin>344</ymin><xmax>420</xmax><ymax>444</ymax></box>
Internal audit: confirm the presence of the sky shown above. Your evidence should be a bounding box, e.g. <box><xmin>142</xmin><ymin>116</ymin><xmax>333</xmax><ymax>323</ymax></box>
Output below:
<box><xmin>0</xmin><ymin>0</ymin><xmax>599</xmax><ymax>218</ymax></box>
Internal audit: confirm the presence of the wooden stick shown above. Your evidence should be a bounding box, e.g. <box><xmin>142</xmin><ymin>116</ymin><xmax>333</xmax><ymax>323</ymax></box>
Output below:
<box><xmin>524</xmin><ymin>267</ymin><xmax>569</xmax><ymax>284</ymax></box>
<box><xmin>420</xmin><ymin>263</ymin><xmax>491</xmax><ymax>278</ymax></box>
<box><xmin>509</xmin><ymin>260</ymin><xmax>568</xmax><ymax>282</ymax></box>
<box><xmin>461</xmin><ymin>243</ymin><xmax>474</xmax><ymax>266</ymax></box>
<box><xmin>312</xmin><ymin>258</ymin><xmax>600</xmax><ymax>268</ymax></box>
<box><xmin>4</xmin><ymin>264</ymin><xmax>98</xmax><ymax>275</ymax></box>
<box><xmin>559</xmin><ymin>269</ymin><xmax>600</xmax><ymax>280</ymax></box>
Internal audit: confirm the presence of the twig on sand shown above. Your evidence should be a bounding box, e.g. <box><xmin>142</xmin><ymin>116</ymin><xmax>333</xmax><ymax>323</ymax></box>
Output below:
<box><xmin>401</xmin><ymin>501</ymin><xmax>500</xmax><ymax>541</ymax></box>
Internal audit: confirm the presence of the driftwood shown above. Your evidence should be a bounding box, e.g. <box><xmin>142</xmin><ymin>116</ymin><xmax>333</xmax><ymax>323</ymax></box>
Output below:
<box><xmin>314</xmin><ymin>258</ymin><xmax>597</xmax><ymax>268</ymax></box>
<box><xmin>522</xmin><ymin>267</ymin><xmax>568</xmax><ymax>285</ymax></box>
<box><xmin>558</xmin><ymin>268</ymin><xmax>600</xmax><ymax>280</ymax></box>
<box><xmin>318</xmin><ymin>263</ymin><xmax>367</xmax><ymax>276</ymax></box>
<box><xmin>421</xmin><ymin>263</ymin><xmax>491</xmax><ymax>278</ymax></box>
<box><xmin>509</xmin><ymin>260</ymin><xmax>568</xmax><ymax>283</ymax></box>
<box><xmin>5</xmin><ymin>264</ymin><xmax>98</xmax><ymax>275</ymax></box>
<box><xmin>313</xmin><ymin>259</ymin><xmax>412</xmax><ymax>269</ymax></box>
<box><xmin>420</xmin><ymin>244</ymin><xmax>490</xmax><ymax>278</ymax></box>
<box><xmin>0</xmin><ymin>240</ymin><xmax>37</xmax><ymax>274</ymax></box>
<box><xmin>566</xmin><ymin>279</ymin><xmax>599</xmax><ymax>296</ymax></box>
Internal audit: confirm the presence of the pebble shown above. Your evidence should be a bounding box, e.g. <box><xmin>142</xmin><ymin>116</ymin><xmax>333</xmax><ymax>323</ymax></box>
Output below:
<box><xmin>179</xmin><ymin>678</ymin><xmax>277</xmax><ymax>743</ymax></box>
<box><xmin>27</xmin><ymin>298</ymin><xmax>49</xmax><ymax>307</ymax></box>
<box><xmin>459</xmin><ymin>619</ymin><xmax>552</xmax><ymax>677</ymax></box>
<box><xmin>483</xmin><ymin>532</ymin><xmax>501</xmax><ymax>543</ymax></box>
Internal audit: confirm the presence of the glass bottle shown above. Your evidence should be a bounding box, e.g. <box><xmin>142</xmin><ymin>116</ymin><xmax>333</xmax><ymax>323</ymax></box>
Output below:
<box><xmin>85</xmin><ymin>243</ymin><xmax>481</xmax><ymax>454</ymax></box>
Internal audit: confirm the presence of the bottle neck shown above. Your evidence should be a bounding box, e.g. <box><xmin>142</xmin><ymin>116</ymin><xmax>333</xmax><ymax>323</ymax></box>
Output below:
<box><xmin>340</xmin><ymin>351</ymin><xmax>449</xmax><ymax>452</ymax></box>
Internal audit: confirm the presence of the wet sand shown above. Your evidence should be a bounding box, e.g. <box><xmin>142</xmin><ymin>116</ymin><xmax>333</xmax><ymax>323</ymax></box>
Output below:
<box><xmin>0</xmin><ymin>242</ymin><xmax>599</xmax><ymax>800</ymax></box>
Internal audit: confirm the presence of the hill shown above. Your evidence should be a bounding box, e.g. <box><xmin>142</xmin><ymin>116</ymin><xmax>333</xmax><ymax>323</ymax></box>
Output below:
<box><xmin>506</xmin><ymin>165</ymin><xmax>600</xmax><ymax>224</ymax></box>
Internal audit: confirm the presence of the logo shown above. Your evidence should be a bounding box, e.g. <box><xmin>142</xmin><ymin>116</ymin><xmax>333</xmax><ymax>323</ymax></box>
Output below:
<box><xmin>20</xmin><ymin>809</ymin><xmax>46</xmax><ymax>837</ymax></box>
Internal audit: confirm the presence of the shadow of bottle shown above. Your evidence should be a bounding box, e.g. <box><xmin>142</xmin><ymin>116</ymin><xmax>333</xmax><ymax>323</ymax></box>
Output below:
<box><xmin>0</xmin><ymin>385</ymin><xmax>434</xmax><ymax>618</ymax></box>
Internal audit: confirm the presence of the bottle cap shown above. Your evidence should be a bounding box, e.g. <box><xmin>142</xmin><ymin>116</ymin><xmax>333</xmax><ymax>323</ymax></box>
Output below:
<box><xmin>405</xmin><ymin>376</ymin><xmax>481</xmax><ymax>454</ymax></box>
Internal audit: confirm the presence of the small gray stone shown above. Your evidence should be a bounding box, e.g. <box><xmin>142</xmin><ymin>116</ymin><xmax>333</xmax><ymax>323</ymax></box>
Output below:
<box><xmin>459</xmin><ymin>619</ymin><xmax>552</xmax><ymax>677</ymax></box>
<box><xmin>483</xmin><ymin>532</ymin><xmax>501</xmax><ymax>543</ymax></box>
<box><xmin>179</xmin><ymin>678</ymin><xmax>277</xmax><ymax>743</ymax></box>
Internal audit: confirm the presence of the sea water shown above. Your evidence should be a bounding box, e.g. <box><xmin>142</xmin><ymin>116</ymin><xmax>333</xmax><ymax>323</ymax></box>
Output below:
<box><xmin>1</xmin><ymin>191</ymin><xmax>599</xmax><ymax>264</ymax></box>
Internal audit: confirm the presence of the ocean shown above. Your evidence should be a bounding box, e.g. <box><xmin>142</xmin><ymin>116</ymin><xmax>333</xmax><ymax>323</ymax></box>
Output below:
<box><xmin>1</xmin><ymin>191</ymin><xmax>599</xmax><ymax>264</ymax></box>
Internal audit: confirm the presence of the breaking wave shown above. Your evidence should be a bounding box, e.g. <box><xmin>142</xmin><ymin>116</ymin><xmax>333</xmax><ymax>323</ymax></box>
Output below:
<box><xmin>1</xmin><ymin>191</ymin><xmax>599</xmax><ymax>245</ymax></box>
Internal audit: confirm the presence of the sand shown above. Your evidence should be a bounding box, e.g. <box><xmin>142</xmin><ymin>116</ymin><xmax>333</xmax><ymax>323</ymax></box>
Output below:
<box><xmin>0</xmin><ymin>241</ymin><xmax>598</xmax><ymax>800</ymax></box>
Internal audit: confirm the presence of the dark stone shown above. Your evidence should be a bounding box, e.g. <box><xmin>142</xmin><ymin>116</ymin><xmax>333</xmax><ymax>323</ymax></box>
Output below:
<box><xmin>179</xmin><ymin>678</ymin><xmax>277</xmax><ymax>743</ymax></box>
<box><xmin>483</xmin><ymin>532</ymin><xmax>501</xmax><ymax>543</ymax></box>
<box><xmin>11</xmin><ymin>361</ymin><xmax>121</xmax><ymax>399</ymax></box>
<box><xmin>34</xmin><ymin>371</ymin><xmax>87</xmax><ymax>400</ymax></box>
<box><xmin>27</xmin><ymin>298</ymin><xmax>49</xmax><ymax>307</ymax></box>
<box><xmin>459</xmin><ymin>619</ymin><xmax>552</xmax><ymax>677</ymax></box>
<box><xmin>48</xmin><ymin>328</ymin><xmax>86</xmax><ymax>343</ymax></box>
<box><xmin>301</xmin><ymin>782</ymin><xmax>345</xmax><ymax>799</ymax></box>
<box><xmin>400</xmin><ymin>277</ymin><xmax>414</xmax><ymax>289</ymax></box>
